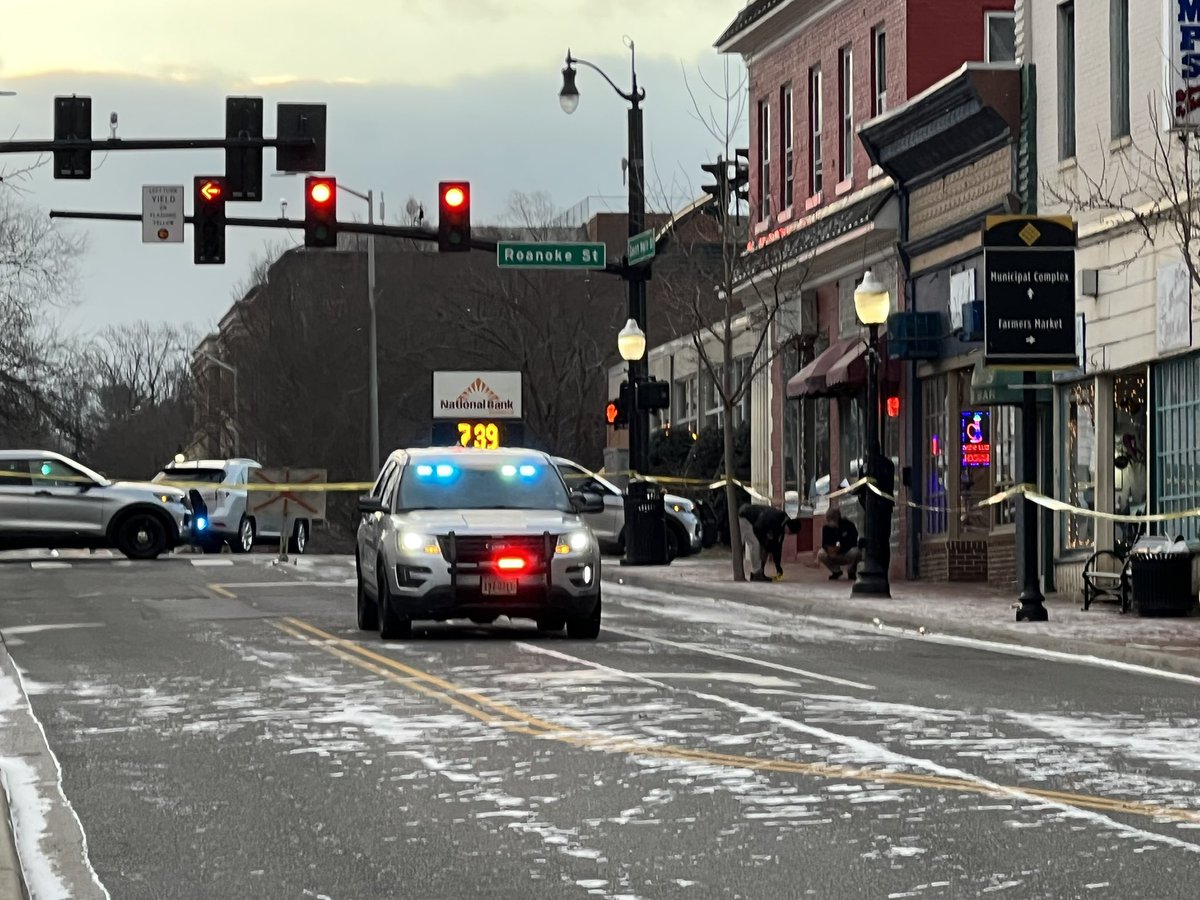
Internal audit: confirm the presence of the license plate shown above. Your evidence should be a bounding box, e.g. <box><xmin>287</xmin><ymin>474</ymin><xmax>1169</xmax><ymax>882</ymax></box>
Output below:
<box><xmin>481</xmin><ymin>575</ymin><xmax>519</xmax><ymax>596</ymax></box>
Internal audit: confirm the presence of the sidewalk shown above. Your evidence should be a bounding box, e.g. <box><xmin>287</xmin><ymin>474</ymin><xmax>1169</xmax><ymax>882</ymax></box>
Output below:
<box><xmin>610</xmin><ymin>553</ymin><xmax>1200</xmax><ymax>677</ymax></box>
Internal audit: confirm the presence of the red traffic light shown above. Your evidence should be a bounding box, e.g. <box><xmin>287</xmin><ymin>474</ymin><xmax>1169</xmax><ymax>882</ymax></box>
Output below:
<box><xmin>443</xmin><ymin>185</ymin><xmax>466</xmax><ymax>208</ymax></box>
<box><xmin>886</xmin><ymin>396</ymin><xmax>901</xmax><ymax>418</ymax></box>
<box><xmin>309</xmin><ymin>180</ymin><xmax>334</xmax><ymax>205</ymax></box>
<box><xmin>199</xmin><ymin>180</ymin><xmax>222</xmax><ymax>202</ymax></box>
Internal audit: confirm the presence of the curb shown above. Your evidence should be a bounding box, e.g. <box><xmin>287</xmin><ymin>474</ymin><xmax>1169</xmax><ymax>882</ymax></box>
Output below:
<box><xmin>0</xmin><ymin>772</ymin><xmax>31</xmax><ymax>900</ymax></box>
<box><xmin>606</xmin><ymin>570</ymin><xmax>1200</xmax><ymax>680</ymax></box>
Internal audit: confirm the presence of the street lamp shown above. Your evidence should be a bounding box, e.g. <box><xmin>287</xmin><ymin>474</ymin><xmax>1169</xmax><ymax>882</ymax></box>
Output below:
<box><xmin>276</xmin><ymin>173</ymin><xmax>382</xmax><ymax>475</ymax></box>
<box><xmin>561</xmin><ymin>40</ymin><xmax>665</xmax><ymax>565</ymax></box>
<box><xmin>850</xmin><ymin>270</ymin><xmax>894</xmax><ymax>597</ymax></box>
<box><xmin>617</xmin><ymin>318</ymin><xmax>646</xmax><ymax>362</ymax></box>
<box><xmin>199</xmin><ymin>351</ymin><xmax>239</xmax><ymax>458</ymax></box>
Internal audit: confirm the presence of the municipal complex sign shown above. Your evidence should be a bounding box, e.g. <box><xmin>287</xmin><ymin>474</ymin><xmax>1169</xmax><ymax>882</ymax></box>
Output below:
<box><xmin>432</xmin><ymin>370</ymin><xmax>522</xmax><ymax>419</ymax></box>
<box><xmin>1167</xmin><ymin>0</ymin><xmax>1200</xmax><ymax>129</ymax></box>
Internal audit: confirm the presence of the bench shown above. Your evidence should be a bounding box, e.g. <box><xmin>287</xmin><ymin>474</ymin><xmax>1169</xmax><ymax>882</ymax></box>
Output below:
<box><xmin>1081</xmin><ymin>549</ymin><xmax>1131</xmax><ymax>613</ymax></box>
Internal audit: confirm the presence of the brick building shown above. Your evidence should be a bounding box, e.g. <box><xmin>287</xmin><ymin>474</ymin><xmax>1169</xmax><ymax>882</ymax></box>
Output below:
<box><xmin>715</xmin><ymin>0</ymin><xmax>1015</xmax><ymax>578</ymax></box>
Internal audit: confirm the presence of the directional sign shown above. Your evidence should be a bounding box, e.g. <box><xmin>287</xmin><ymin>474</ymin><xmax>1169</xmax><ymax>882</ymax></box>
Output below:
<box><xmin>627</xmin><ymin>228</ymin><xmax>656</xmax><ymax>266</ymax></box>
<box><xmin>496</xmin><ymin>242</ymin><xmax>606</xmax><ymax>269</ymax></box>
<box><xmin>983</xmin><ymin>216</ymin><xmax>1078</xmax><ymax>368</ymax></box>
<box><xmin>141</xmin><ymin>184</ymin><xmax>184</xmax><ymax>243</ymax></box>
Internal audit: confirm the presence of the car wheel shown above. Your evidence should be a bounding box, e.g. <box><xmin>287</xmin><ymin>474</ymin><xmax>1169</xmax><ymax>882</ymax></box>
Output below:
<box><xmin>378</xmin><ymin>565</ymin><xmax>411</xmax><ymax>640</ymax></box>
<box><xmin>356</xmin><ymin>557</ymin><xmax>379</xmax><ymax>631</ymax></box>
<box><xmin>665</xmin><ymin>525</ymin><xmax>680</xmax><ymax>562</ymax></box>
<box><xmin>536</xmin><ymin>617</ymin><xmax>565</xmax><ymax>633</ymax></box>
<box><xmin>231</xmin><ymin>516</ymin><xmax>255</xmax><ymax>554</ymax></box>
<box><xmin>566</xmin><ymin>594</ymin><xmax>601</xmax><ymax>640</ymax></box>
<box><xmin>288</xmin><ymin>520</ymin><xmax>309</xmax><ymax>555</ymax></box>
<box><xmin>116</xmin><ymin>512</ymin><xmax>168</xmax><ymax>560</ymax></box>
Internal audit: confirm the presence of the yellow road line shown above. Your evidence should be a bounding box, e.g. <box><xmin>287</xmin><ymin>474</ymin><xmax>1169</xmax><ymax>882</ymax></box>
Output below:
<box><xmin>206</xmin><ymin>583</ymin><xmax>237</xmax><ymax>599</ymax></box>
<box><xmin>270</xmin><ymin>616</ymin><xmax>1200</xmax><ymax>826</ymax></box>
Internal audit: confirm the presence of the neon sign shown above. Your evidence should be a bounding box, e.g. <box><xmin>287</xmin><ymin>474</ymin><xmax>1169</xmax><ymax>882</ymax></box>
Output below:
<box><xmin>961</xmin><ymin>410</ymin><xmax>991</xmax><ymax>467</ymax></box>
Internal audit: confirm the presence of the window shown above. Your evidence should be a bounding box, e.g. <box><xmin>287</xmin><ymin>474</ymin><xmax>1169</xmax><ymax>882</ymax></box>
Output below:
<box><xmin>872</xmin><ymin>27</ymin><xmax>887</xmax><ymax>116</ymax></box>
<box><xmin>1114</xmin><ymin>371</ymin><xmax>1149</xmax><ymax>551</ymax></box>
<box><xmin>782</xmin><ymin>342</ymin><xmax>802</xmax><ymax>495</ymax></box>
<box><xmin>672</xmin><ymin>376</ymin><xmax>698</xmax><ymax>431</ymax></box>
<box><xmin>809</xmin><ymin>66</ymin><xmax>823</xmax><ymax>196</ymax></box>
<box><xmin>839</xmin><ymin>46</ymin><xmax>854</xmax><ymax>180</ymax></box>
<box><xmin>757</xmin><ymin>99</ymin><xmax>771</xmax><ymax>220</ymax></box>
<box><xmin>986</xmin><ymin>11</ymin><xmax>1016</xmax><ymax>63</ymax></box>
<box><xmin>781</xmin><ymin>84</ymin><xmax>795</xmax><ymax>210</ymax></box>
<box><xmin>1058</xmin><ymin>2</ymin><xmax>1076</xmax><ymax>160</ymax></box>
<box><xmin>1155</xmin><ymin>358</ymin><xmax>1200</xmax><ymax>541</ymax></box>
<box><xmin>1063</xmin><ymin>381</ymin><xmax>1097</xmax><ymax>550</ymax></box>
<box><xmin>0</xmin><ymin>459</ymin><xmax>32</xmax><ymax>487</ymax></box>
<box><xmin>1110</xmin><ymin>0</ymin><xmax>1130</xmax><ymax>139</ymax></box>
<box><xmin>922</xmin><ymin>376</ymin><xmax>949</xmax><ymax>535</ymax></box>
<box><xmin>838</xmin><ymin>276</ymin><xmax>860</xmax><ymax>337</ymax></box>
<box><xmin>991</xmin><ymin>406</ymin><xmax>1018</xmax><ymax>526</ymax></box>
<box><xmin>733</xmin><ymin>355</ymin><xmax>753</xmax><ymax>427</ymax></box>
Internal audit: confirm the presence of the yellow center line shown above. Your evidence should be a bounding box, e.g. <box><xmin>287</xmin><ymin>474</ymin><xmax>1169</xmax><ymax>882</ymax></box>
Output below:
<box><xmin>207</xmin><ymin>583</ymin><xmax>237</xmax><ymax>599</ymax></box>
<box><xmin>270</xmin><ymin>616</ymin><xmax>1200</xmax><ymax>826</ymax></box>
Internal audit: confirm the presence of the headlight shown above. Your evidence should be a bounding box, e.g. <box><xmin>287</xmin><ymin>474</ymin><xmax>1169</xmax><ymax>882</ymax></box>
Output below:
<box><xmin>158</xmin><ymin>493</ymin><xmax>184</xmax><ymax>505</ymax></box>
<box><xmin>556</xmin><ymin>530</ymin><xmax>591</xmax><ymax>555</ymax></box>
<box><xmin>398</xmin><ymin>531</ymin><xmax>440</xmax><ymax>555</ymax></box>
<box><xmin>671</xmin><ymin>500</ymin><xmax>694</xmax><ymax>513</ymax></box>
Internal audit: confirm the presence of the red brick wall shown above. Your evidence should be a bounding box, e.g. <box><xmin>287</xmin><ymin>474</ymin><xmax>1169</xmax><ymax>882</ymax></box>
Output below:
<box><xmin>906</xmin><ymin>0</ymin><xmax>1015</xmax><ymax>97</ymax></box>
<box><xmin>920</xmin><ymin>540</ymin><xmax>948</xmax><ymax>581</ymax></box>
<box><xmin>987</xmin><ymin>531</ymin><xmax>1017</xmax><ymax>589</ymax></box>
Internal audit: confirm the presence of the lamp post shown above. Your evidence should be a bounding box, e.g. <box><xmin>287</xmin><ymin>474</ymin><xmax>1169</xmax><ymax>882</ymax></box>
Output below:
<box><xmin>850</xmin><ymin>270</ymin><xmax>894</xmax><ymax>597</ymax></box>
<box><xmin>560</xmin><ymin>39</ymin><xmax>649</xmax><ymax>478</ymax></box>
<box><xmin>276</xmin><ymin>173</ymin><xmax>381</xmax><ymax>474</ymax></box>
<box><xmin>199</xmin><ymin>351</ymin><xmax>239</xmax><ymax>458</ymax></box>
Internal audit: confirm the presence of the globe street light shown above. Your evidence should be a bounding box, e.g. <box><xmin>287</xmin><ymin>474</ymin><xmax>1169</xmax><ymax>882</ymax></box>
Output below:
<box><xmin>617</xmin><ymin>318</ymin><xmax>646</xmax><ymax>361</ymax></box>
<box><xmin>851</xmin><ymin>269</ymin><xmax>895</xmax><ymax>597</ymax></box>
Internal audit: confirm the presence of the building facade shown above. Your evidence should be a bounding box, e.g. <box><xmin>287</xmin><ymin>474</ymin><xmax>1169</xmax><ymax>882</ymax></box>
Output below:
<box><xmin>715</xmin><ymin>0</ymin><xmax>1015</xmax><ymax>576</ymax></box>
<box><xmin>1020</xmin><ymin>0</ymin><xmax>1200</xmax><ymax>592</ymax></box>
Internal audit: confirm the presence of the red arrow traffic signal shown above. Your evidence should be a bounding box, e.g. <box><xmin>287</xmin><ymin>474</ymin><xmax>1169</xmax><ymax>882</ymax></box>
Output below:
<box><xmin>200</xmin><ymin>180</ymin><xmax>223</xmax><ymax>201</ymax></box>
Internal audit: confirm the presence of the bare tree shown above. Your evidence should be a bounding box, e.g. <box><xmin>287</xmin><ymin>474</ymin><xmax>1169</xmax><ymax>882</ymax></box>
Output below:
<box><xmin>656</xmin><ymin>60</ymin><xmax>810</xmax><ymax>581</ymax></box>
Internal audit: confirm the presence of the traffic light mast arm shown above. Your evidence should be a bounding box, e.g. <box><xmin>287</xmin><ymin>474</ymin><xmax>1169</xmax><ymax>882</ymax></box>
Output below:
<box><xmin>0</xmin><ymin>136</ymin><xmax>315</xmax><ymax>154</ymax></box>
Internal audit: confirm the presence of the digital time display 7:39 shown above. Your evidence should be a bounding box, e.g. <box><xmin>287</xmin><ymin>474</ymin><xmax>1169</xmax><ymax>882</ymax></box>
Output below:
<box><xmin>430</xmin><ymin>420</ymin><xmax>524</xmax><ymax>450</ymax></box>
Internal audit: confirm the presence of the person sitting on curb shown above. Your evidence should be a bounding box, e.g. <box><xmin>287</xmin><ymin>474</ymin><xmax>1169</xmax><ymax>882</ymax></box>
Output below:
<box><xmin>738</xmin><ymin>502</ymin><xmax>793</xmax><ymax>582</ymax></box>
<box><xmin>817</xmin><ymin>506</ymin><xmax>861</xmax><ymax>581</ymax></box>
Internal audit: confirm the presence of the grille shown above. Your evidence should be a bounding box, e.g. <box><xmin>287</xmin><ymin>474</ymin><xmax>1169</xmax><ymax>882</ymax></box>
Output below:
<box><xmin>439</xmin><ymin>534</ymin><xmax>549</xmax><ymax>564</ymax></box>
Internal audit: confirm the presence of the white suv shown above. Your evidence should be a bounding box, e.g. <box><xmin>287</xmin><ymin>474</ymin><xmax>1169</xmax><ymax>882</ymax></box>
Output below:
<box><xmin>153</xmin><ymin>458</ymin><xmax>311</xmax><ymax>554</ymax></box>
<box><xmin>0</xmin><ymin>450</ymin><xmax>192</xmax><ymax>559</ymax></box>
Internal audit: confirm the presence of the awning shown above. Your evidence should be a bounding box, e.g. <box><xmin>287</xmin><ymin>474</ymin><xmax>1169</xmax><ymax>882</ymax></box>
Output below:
<box><xmin>825</xmin><ymin>339</ymin><xmax>902</xmax><ymax>391</ymax></box>
<box><xmin>786</xmin><ymin>337</ymin><xmax>860</xmax><ymax>398</ymax></box>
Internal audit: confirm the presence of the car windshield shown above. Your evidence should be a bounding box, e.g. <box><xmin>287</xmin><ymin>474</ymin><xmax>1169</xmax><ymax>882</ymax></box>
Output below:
<box><xmin>397</xmin><ymin>456</ymin><xmax>569</xmax><ymax>511</ymax></box>
<box><xmin>154</xmin><ymin>467</ymin><xmax>226</xmax><ymax>484</ymax></box>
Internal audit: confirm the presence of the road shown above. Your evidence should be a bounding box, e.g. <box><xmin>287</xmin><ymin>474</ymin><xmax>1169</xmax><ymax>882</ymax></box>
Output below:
<box><xmin>1</xmin><ymin>553</ymin><xmax>1199</xmax><ymax>899</ymax></box>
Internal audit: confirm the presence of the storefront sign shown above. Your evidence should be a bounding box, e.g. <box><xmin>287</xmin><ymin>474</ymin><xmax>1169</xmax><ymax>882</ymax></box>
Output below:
<box><xmin>432</xmin><ymin>371</ymin><xmax>522</xmax><ymax>419</ymax></box>
<box><xmin>983</xmin><ymin>216</ymin><xmax>1078</xmax><ymax>368</ymax></box>
<box><xmin>960</xmin><ymin>410</ymin><xmax>991</xmax><ymax>467</ymax></box>
<box><xmin>969</xmin><ymin>361</ymin><xmax>1052</xmax><ymax>405</ymax></box>
<box><xmin>1166</xmin><ymin>0</ymin><xmax>1200</xmax><ymax>130</ymax></box>
<box><xmin>1157</xmin><ymin>259</ymin><xmax>1193</xmax><ymax>353</ymax></box>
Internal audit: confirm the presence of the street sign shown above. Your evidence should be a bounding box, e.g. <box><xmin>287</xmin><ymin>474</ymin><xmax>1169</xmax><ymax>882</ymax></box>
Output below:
<box><xmin>496</xmin><ymin>242</ymin><xmax>606</xmax><ymax>269</ymax></box>
<box><xmin>247</xmin><ymin>467</ymin><xmax>327</xmax><ymax>521</ymax></box>
<box><xmin>627</xmin><ymin>228</ymin><xmax>655</xmax><ymax>266</ymax></box>
<box><xmin>983</xmin><ymin>216</ymin><xmax>1078</xmax><ymax>368</ymax></box>
<box><xmin>141</xmin><ymin>185</ymin><xmax>184</xmax><ymax>243</ymax></box>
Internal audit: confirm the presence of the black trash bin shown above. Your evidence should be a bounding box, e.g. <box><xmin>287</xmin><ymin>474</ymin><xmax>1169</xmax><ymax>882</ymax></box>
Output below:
<box><xmin>622</xmin><ymin>480</ymin><xmax>669</xmax><ymax>566</ymax></box>
<box><xmin>1127</xmin><ymin>539</ymin><xmax>1195</xmax><ymax>616</ymax></box>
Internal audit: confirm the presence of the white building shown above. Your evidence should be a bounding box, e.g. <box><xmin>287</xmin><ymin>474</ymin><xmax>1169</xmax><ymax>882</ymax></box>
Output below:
<box><xmin>1020</xmin><ymin>0</ymin><xmax>1200</xmax><ymax>590</ymax></box>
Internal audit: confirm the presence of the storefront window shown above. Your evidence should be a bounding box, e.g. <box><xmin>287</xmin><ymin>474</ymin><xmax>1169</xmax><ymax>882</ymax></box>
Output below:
<box><xmin>1063</xmin><ymin>380</ymin><xmax>1096</xmax><ymax>550</ymax></box>
<box><xmin>991</xmin><ymin>406</ymin><xmax>1017</xmax><ymax>526</ymax></box>
<box><xmin>1154</xmin><ymin>355</ymin><xmax>1200</xmax><ymax>542</ymax></box>
<box><xmin>955</xmin><ymin>370</ymin><xmax>991</xmax><ymax>533</ymax></box>
<box><xmin>838</xmin><ymin>394</ymin><xmax>864</xmax><ymax>480</ymax></box>
<box><xmin>1113</xmin><ymin>370</ymin><xmax>1149</xmax><ymax>552</ymax></box>
<box><xmin>921</xmin><ymin>375</ymin><xmax>949</xmax><ymax>535</ymax></box>
<box><xmin>782</xmin><ymin>344</ymin><xmax>802</xmax><ymax>495</ymax></box>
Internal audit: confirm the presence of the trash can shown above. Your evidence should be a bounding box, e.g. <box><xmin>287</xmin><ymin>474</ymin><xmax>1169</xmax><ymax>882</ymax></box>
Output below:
<box><xmin>1127</xmin><ymin>537</ymin><xmax>1195</xmax><ymax>616</ymax></box>
<box><xmin>622</xmin><ymin>480</ymin><xmax>669</xmax><ymax>566</ymax></box>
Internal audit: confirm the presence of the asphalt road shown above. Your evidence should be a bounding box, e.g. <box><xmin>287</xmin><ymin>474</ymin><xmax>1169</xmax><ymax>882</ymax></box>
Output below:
<box><xmin>1</xmin><ymin>552</ymin><xmax>1199</xmax><ymax>899</ymax></box>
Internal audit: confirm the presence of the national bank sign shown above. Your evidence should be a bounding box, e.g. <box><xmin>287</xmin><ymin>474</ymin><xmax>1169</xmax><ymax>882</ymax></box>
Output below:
<box><xmin>431</xmin><ymin>370</ymin><xmax>523</xmax><ymax>419</ymax></box>
<box><xmin>1169</xmin><ymin>0</ymin><xmax>1200</xmax><ymax>128</ymax></box>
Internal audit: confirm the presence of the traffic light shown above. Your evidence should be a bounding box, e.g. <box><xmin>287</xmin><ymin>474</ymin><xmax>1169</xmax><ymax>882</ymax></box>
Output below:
<box><xmin>304</xmin><ymin>176</ymin><xmax>338</xmax><ymax>248</ymax></box>
<box><xmin>225</xmin><ymin>96</ymin><xmax>264</xmax><ymax>201</ymax></box>
<box><xmin>53</xmin><ymin>95</ymin><xmax>91</xmax><ymax>179</ymax></box>
<box><xmin>438</xmin><ymin>181</ymin><xmax>471</xmax><ymax>252</ymax></box>
<box><xmin>701</xmin><ymin>157</ymin><xmax>730</xmax><ymax>221</ymax></box>
<box><xmin>732</xmin><ymin>148</ymin><xmax>750</xmax><ymax>223</ymax></box>
<box><xmin>193</xmin><ymin>176</ymin><xmax>227</xmax><ymax>265</ymax></box>
<box><xmin>636</xmin><ymin>379</ymin><xmax>670</xmax><ymax>411</ymax></box>
<box><xmin>607</xmin><ymin>381</ymin><xmax>631</xmax><ymax>429</ymax></box>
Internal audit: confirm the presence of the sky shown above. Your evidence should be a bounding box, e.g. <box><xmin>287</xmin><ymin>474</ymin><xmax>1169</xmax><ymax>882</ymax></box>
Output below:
<box><xmin>0</xmin><ymin>0</ymin><xmax>748</xmax><ymax>338</ymax></box>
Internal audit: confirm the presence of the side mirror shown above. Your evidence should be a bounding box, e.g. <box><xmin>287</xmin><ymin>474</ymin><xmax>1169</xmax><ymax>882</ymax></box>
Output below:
<box><xmin>358</xmin><ymin>495</ymin><xmax>386</xmax><ymax>515</ymax></box>
<box><xmin>570</xmin><ymin>491</ymin><xmax>604</xmax><ymax>514</ymax></box>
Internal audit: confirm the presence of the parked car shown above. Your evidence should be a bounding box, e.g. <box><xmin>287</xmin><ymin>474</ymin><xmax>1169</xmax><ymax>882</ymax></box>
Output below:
<box><xmin>152</xmin><ymin>458</ymin><xmax>311</xmax><ymax>554</ymax></box>
<box><xmin>552</xmin><ymin>457</ymin><xmax>703</xmax><ymax>559</ymax></box>
<box><xmin>0</xmin><ymin>449</ymin><xmax>192</xmax><ymax>559</ymax></box>
<box><xmin>356</xmin><ymin>447</ymin><xmax>603</xmax><ymax>639</ymax></box>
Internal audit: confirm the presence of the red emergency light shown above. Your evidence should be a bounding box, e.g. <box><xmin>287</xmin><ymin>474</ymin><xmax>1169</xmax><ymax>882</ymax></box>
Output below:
<box><xmin>495</xmin><ymin>556</ymin><xmax>526</xmax><ymax>572</ymax></box>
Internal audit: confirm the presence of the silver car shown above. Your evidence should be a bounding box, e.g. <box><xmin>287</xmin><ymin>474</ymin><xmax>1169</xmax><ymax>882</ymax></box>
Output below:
<box><xmin>0</xmin><ymin>449</ymin><xmax>191</xmax><ymax>559</ymax></box>
<box><xmin>553</xmin><ymin>457</ymin><xmax>703</xmax><ymax>559</ymax></box>
<box><xmin>356</xmin><ymin>448</ymin><xmax>604</xmax><ymax>640</ymax></box>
